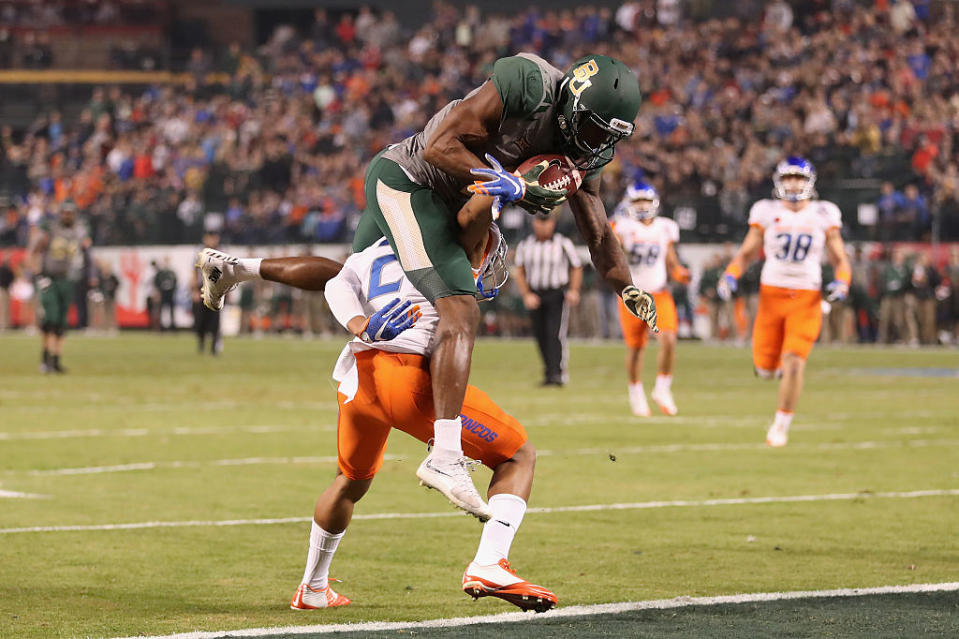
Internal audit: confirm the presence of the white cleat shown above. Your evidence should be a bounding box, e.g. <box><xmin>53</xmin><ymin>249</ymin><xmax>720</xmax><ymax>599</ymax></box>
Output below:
<box><xmin>416</xmin><ymin>451</ymin><xmax>491</xmax><ymax>521</ymax></box>
<box><xmin>765</xmin><ymin>423</ymin><xmax>788</xmax><ymax>447</ymax></box>
<box><xmin>629</xmin><ymin>392</ymin><xmax>651</xmax><ymax>417</ymax></box>
<box><xmin>195</xmin><ymin>248</ymin><xmax>241</xmax><ymax>311</ymax></box>
<box><xmin>651</xmin><ymin>387</ymin><xmax>678</xmax><ymax>416</ymax></box>
<box><xmin>290</xmin><ymin>582</ymin><xmax>351</xmax><ymax>609</ymax></box>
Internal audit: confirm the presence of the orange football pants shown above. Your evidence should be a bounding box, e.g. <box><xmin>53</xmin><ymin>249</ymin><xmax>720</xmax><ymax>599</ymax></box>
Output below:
<box><xmin>752</xmin><ymin>284</ymin><xmax>822</xmax><ymax>372</ymax></box>
<box><xmin>617</xmin><ymin>291</ymin><xmax>678</xmax><ymax>349</ymax></box>
<box><xmin>336</xmin><ymin>350</ymin><xmax>528</xmax><ymax>480</ymax></box>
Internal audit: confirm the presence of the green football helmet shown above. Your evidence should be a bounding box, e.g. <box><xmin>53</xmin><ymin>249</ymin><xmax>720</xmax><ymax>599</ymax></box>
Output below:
<box><xmin>556</xmin><ymin>55</ymin><xmax>641</xmax><ymax>171</ymax></box>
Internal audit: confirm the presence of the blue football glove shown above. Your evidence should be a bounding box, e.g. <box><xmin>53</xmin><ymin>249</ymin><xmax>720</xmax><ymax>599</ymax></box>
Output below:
<box><xmin>825</xmin><ymin>280</ymin><xmax>849</xmax><ymax>302</ymax></box>
<box><xmin>468</xmin><ymin>153</ymin><xmax>520</xmax><ymax>218</ymax></box>
<box><xmin>469</xmin><ymin>153</ymin><xmax>567</xmax><ymax>216</ymax></box>
<box><xmin>360</xmin><ymin>298</ymin><xmax>422</xmax><ymax>343</ymax></box>
<box><xmin>717</xmin><ymin>274</ymin><xmax>738</xmax><ymax>302</ymax></box>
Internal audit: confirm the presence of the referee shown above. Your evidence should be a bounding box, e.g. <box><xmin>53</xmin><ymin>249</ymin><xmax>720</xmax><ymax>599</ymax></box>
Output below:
<box><xmin>514</xmin><ymin>214</ymin><xmax>583</xmax><ymax>386</ymax></box>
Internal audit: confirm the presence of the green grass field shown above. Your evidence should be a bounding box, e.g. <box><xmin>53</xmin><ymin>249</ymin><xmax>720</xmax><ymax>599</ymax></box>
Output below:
<box><xmin>1</xmin><ymin>333</ymin><xmax>957</xmax><ymax>638</ymax></box>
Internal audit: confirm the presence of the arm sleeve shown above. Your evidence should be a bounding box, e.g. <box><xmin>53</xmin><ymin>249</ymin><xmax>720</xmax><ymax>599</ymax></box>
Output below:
<box><xmin>824</xmin><ymin>202</ymin><xmax>843</xmax><ymax>229</ymax></box>
<box><xmin>666</xmin><ymin>219</ymin><xmax>680</xmax><ymax>244</ymax></box>
<box><xmin>562</xmin><ymin>237</ymin><xmax>582</xmax><ymax>268</ymax></box>
<box><xmin>747</xmin><ymin>201</ymin><xmax>765</xmax><ymax>229</ymax></box>
<box><xmin>324</xmin><ymin>263</ymin><xmax>367</xmax><ymax>331</ymax></box>
<box><xmin>491</xmin><ymin>56</ymin><xmax>545</xmax><ymax>120</ymax></box>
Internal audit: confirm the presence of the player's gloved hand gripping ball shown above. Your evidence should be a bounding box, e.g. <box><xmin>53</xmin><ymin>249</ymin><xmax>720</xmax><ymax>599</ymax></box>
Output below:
<box><xmin>622</xmin><ymin>285</ymin><xmax>658</xmax><ymax>332</ymax></box>
<box><xmin>360</xmin><ymin>298</ymin><xmax>422</xmax><ymax>343</ymax></box>
<box><xmin>469</xmin><ymin>153</ymin><xmax>568</xmax><ymax>217</ymax></box>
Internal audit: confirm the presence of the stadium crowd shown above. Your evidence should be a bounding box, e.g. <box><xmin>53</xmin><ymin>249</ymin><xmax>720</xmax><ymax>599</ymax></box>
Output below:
<box><xmin>1</xmin><ymin>0</ymin><xmax>959</xmax><ymax>342</ymax></box>
<box><xmin>1</xmin><ymin>0</ymin><xmax>959</xmax><ymax>247</ymax></box>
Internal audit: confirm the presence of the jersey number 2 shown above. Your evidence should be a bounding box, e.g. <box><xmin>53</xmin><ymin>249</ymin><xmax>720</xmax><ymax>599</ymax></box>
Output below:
<box><xmin>368</xmin><ymin>254</ymin><xmax>402</xmax><ymax>299</ymax></box>
<box><xmin>774</xmin><ymin>233</ymin><xmax>812</xmax><ymax>262</ymax></box>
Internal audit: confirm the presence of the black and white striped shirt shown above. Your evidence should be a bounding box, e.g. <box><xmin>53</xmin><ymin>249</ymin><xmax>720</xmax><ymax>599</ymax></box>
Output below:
<box><xmin>515</xmin><ymin>233</ymin><xmax>582</xmax><ymax>290</ymax></box>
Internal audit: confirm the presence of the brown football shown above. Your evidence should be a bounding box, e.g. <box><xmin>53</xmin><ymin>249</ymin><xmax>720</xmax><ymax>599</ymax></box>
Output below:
<box><xmin>515</xmin><ymin>154</ymin><xmax>584</xmax><ymax>197</ymax></box>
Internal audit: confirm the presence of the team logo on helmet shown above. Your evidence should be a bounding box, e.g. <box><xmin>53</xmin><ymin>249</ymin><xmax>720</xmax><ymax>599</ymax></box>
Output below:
<box><xmin>569</xmin><ymin>59</ymin><xmax>600</xmax><ymax>97</ymax></box>
<box><xmin>622</xmin><ymin>179</ymin><xmax>660</xmax><ymax>221</ymax></box>
<box><xmin>773</xmin><ymin>157</ymin><xmax>816</xmax><ymax>202</ymax></box>
<box><xmin>557</xmin><ymin>55</ymin><xmax>642</xmax><ymax>172</ymax></box>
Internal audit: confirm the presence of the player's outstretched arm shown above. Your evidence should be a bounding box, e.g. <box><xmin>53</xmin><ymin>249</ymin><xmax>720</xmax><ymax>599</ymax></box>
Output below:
<box><xmin>570</xmin><ymin>178</ymin><xmax>657</xmax><ymax>329</ymax></box>
<box><xmin>422</xmin><ymin>81</ymin><xmax>503</xmax><ymax>184</ymax></box>
<box><xmin>718</xmin><ymin>226</ymin><xmax>763</xmax><ymax>300</ymax></box>
<box><xmin>666</xmin><ymin>244</ymin><xmax>691</xmax><ymax>284</ymax></box>
<box><xmin>824</xmin><ymin>228</ymin><xmax>852</xmax><ymax>302</ymax></box>
<box><xmin>568</xmin><ymin>177</ymin><xmax>632</xmax><ymax>295</ymax></box>
<box><xmin>324</xmin><ymin>266</ymin><xmax>421</xmax><ymax>342</ymax></box>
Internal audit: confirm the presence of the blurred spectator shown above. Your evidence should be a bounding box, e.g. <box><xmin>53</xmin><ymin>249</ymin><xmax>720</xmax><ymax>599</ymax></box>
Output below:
<box><xmin>21</xmin><ymin>31</ymin><xmax>53</xmax><ymax>69</ymax></box>
<box><xmin>97</xmin><ymin>261</ymin><xmax>120</xmax><ymax>333</ymax></box>
<box><xmin>878</xmin><ymin>248</ymin><xmax>909</xmax><ymax>344</ymax></box>
<box><xmin>947</xmin><ymin>247</ymin><xmax>959</xmax><ymax>343</ymax></box>
<box><xmin>699</xmin><ymin>253</ymin><xmax>734</xmax><ymax>341</ymax></box>
<box><xmin>0</xmin><ymin>255</ymin><xmax>12</xmax><ymax>330</ymax></box>
<box><xmin>900</xmin><ymin>184</ymin><xmax>931</xmax><ymax>240</ymax></box>
<box><xmin>877</xmin><ymin>182</ymin><xmax>905</xmax><ymax>242</ymax></box>
<box><xmin>153</xmin><ymin>257</ymin><xmax>177</xmax><ymax>330</ymax></box>
<box><xmin>906</xmin><ymin>251</ymin><xmax>940</xmax><ymax>345</ymax></box>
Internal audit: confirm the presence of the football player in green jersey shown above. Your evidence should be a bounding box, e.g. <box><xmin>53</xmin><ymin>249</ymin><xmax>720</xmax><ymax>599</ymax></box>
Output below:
<box><xmin>348</xmin><ymin>53</ymin><xmax>657</xmax><ymax>519</ymax></box>
<box><xmin>29</xmin><ymin>200</ymin><xmax>89</xmax><ymax>373</ymax></box>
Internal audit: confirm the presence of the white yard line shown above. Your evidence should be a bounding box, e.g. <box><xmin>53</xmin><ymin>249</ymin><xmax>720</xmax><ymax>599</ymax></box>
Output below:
<box><xmin>0</xmin><ymin>488</ymin><xmax>47</xmax><ymax>499</ymax></box>
<box><xmin>25</xmin><ymin>454</ymin><xmax>400</xmax><ymax>476</ymax></box>
<box><xmin>2</xmin><ymin>488</ymin><xmax>957</xmax><ymax>535</ymax></box>
<box><xmin>13</xmin><ymin>438</ymin><xmax>959</xmax><ymax>477</ymax></box>
<box><xmin>0</xmin><ymin>424</ymin><xmax>332</xmax><ymax>441</ymax></box>
<box><xmin>105</xmin><ymin>581</ymin><xmax>959</xmax><ymax>639</ymax></box>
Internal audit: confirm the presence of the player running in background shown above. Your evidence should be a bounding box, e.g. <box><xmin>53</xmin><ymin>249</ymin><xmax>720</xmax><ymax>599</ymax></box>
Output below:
<box><xmin>718</xmin><ymin>158</ymin><xmax>851</xmax><ymax>447</ymax></box>
<box><xmin>29</xmin><ymin>200</ymin><xmax>89</xmax><ymax>373</ymax></box>
<box><xmin>611</xmin><ymin>180</ymin><xmax>689</xmax><ymax>416</ymax></box>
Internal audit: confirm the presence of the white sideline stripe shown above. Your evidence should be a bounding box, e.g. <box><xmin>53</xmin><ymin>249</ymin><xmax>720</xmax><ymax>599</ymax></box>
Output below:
<box><xmin>107</xmin><ymin>582</ymin><xmax>959</xmax><ymax>639</ymax></box>
<box><xmin>3</xmin><ymin>488</ymin><xmax>957</xmax><ymax>535</ymax></box>
<box><xmin>0</xmin><ymin>489</ymin><xmax>47</xmax><ymax>499</ymax></box>
<box><xmin>26</xmin><ymin>454</ymin><xmax>402</xmax><ymax>476</ymax></box>
<box><xmin>16</xmin><ymin>438</ymin><xmax>959</xmax><ymax>476</ymax></box>
<box><xmin>0</xmin><ymin>425</ymin><xmax>320</xmax><ymax>441</ymax></box>
<box><xmin>0</xmin><ymin>412</ymin><xmax>944</xmax><ymax>441</ymax></box>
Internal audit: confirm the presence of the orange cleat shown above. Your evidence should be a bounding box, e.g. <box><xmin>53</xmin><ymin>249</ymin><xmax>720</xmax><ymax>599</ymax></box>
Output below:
<box><xmin>462</xmin><ymin>559</ymin><xmax>556</xmax><ymax>613</ymax></box>
<box><xmin>290</xmin><ymin>582</ymin><xmax>351</xmax><ymax>610</ymax></box>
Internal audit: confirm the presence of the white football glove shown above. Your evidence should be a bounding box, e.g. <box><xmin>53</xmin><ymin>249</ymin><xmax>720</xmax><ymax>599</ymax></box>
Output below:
<box><xmin>717</xmin><ymin>274</ymin><xmax>737</xmax><ymax>302</ymax></box>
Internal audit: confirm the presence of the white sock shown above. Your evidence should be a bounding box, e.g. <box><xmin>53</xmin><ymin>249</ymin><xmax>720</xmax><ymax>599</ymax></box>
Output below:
<box><xmin>774</xmin><ymin>410</ymin><xmax>794</xmax><ymax>431</ymax></box>
<box><xmin>302</xmin><ymin>521</ymin><xmax>344</xmax><ymax>590</ymax></box>
<box><xmin>655</xmin><ymin>374</ymin><xmax>672</xmax><ymax>393</ymax></box>
<box><xmin>236</xmin><ymin>258</ymin><xmax>263</xmax><ymax>280</ymax></box>
<box><xmin>628</xmin><ymin>382</ymin><xmax>644</xmax><ymax>401</ymax></box>
<box><xmin>472</xmin><ymin>494</ymin><xmax>527</xmax><ymax>566</ymax></box>
<box><xmin>433</xmin><ymin>417</ymin><xmax>463</xmax><ymax>456</ymax></box>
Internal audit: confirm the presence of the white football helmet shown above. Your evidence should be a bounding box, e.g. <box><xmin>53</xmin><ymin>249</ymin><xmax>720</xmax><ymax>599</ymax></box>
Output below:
<box><xmin>622</xmin><ymin>179</ymin><xmax>660</xmax><ymax>220</ymax></box>
<box><xmin>475</xmin><ymin>223</ymin><xmax>509</xmax><ymax>300</ymax></box>
<box><xmin>773</xmin><ymin>157</ymin><xmax>816</xmax><ymax>202</ymax></box>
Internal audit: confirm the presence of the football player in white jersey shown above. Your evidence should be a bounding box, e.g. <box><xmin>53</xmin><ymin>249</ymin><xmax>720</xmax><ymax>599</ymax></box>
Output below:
<box><xmin>611</xmin><ymin>179</ymin><xmax>690</xmax><ymax>416</ymax></box>
<box><xmin>718</xmin><ymin>158</ymin><xmax>851</xmax><ymax>446</ymax></box>
<box><xmin>196</xmin><ymin>199</ymin><xmax>556</xmax><ymax>613</ymax></box>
